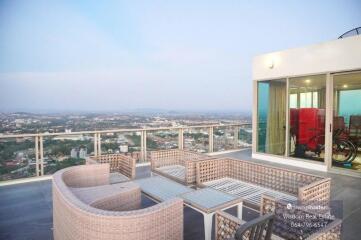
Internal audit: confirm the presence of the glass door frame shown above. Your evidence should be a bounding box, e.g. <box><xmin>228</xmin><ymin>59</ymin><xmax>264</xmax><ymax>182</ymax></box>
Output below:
<box><xmin>327</xmin><ymin>70</ymin><xmax>361</xmax><ymax>174</ymax></box>
<box><xmin>254</xmin><ymin>78</ymin><xmax>288</xmax><ymax>157</ymax></box>
<box><xmin>325</xmin><ymin>73</ymin><xmax>333</xmax><ymax>170</ymax></box>
<box><xmin>254</xmin><ymin>71</ymin><xmax>361</xmax><ymax>175</ymax></box>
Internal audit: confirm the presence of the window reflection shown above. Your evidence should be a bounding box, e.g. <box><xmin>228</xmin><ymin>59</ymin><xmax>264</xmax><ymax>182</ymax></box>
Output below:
<box><xmin>257</xmin><ymin>79</ymin><xmax>286</xmax><ymax>155</ymax></box>
<box><xmin>288</xmin><ymin>75</ymin><xmax>326</xmax><ymax>162</ymax></box>
<box><xmin>332</xmin><ymin>72</ymin><xmax>361</xmax><ymax>173</ymax></box>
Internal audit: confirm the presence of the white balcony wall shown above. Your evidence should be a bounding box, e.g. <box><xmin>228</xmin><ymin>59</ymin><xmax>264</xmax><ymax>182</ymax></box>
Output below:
<box><xmin>253</xmin><ymin>35</ymin><xmax>361</xmax><ymax>81</ymax></box>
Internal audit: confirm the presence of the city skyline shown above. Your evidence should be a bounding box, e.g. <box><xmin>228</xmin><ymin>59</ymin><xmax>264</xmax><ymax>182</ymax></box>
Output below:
<box><xmin>1</xmin><ymin>0</ymin><xmax>360</xmax><ymax>112</ymax></box>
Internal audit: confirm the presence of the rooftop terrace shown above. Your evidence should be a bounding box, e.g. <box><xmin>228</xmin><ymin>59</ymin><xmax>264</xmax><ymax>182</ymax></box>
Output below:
<box><xmin>1</xmin><ymin>149</ymin><xmax>360</xmax><ymax>240</ymax></box>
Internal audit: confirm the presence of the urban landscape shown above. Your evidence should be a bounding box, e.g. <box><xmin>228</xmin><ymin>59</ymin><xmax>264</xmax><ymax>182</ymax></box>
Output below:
<box><xmin>0</xmin><ymin>112</ymin><xmax>252</xmax><ymax>181</ymax></box>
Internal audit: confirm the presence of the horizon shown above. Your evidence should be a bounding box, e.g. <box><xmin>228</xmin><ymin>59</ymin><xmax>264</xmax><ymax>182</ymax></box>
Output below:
<box><xmin>1</xmin><ymin>0</ymin><xmax>361</xmax><ymax>113</ymax></box>
<box><xmin>0</xmin><ymin>108</ymin><xmax>252</xmax><ymax>116</ymax></box>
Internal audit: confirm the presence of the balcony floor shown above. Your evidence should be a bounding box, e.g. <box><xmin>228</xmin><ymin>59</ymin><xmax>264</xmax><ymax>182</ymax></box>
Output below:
<box><xmin>1</xmin><ymin>149</ymin><xmax>361</xmax><ymax>240</ymax></box>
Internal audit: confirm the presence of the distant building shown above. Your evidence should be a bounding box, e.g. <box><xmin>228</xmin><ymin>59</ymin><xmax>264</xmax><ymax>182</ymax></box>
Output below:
<box><xmin>70</xmin><ymin>148</ymin><xmax>78</xmax><ymax>158</ymax></box>
<box><xmin>119</xmin><ymin>144</ymin><xmax>128</xmax><ymax>153</ymax></box>
<box><xmin>70</xmin><ymin>147</ymin><xmax>87</xmax><ymax>159</ymax></box>
<box><xmin>78</xmin><ymin>148</ymin><xmax>87</xmax><ymax>159</ymax></box>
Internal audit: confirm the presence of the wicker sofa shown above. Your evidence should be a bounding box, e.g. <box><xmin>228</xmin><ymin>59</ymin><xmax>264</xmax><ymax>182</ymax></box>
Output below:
<box><xmin>196</xmin><ymin>158</ymin><xmax>331</xmax><ymax>210</ymax></box>
<box><xmin>150</xmin><ymin>149</ymin><xmax>212</xmax><ymax>185</ymax></box>
<box><xmin>215</xmin><ymin>195</ymin><xmax>342</xmax><ymax>240</ymax></box>
<box><xmin>53</xmin><ymin>164</ymin><xmax>184</xmax><ymax>240</ymax></box>
<box><xmin>87</xmin><ymin>153</ymin><xmax>136</xmax><ymax>183</ymax></box>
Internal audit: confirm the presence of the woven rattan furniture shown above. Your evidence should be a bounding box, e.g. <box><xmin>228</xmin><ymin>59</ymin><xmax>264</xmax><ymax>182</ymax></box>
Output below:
<box><xmin>215</xmin><ymin>195</ymin><xmax>342</xmax><ymax>240</ymax></box>
<box><xmin>216</xmin><ymin>212</ymin><xmax>274</xmax><ymax>240</ymax></box>
<box><xmin>135</xmin><ymin>175</ymin><xmax>243</xmax><ymax>240</ymax></box>
<box><xmin>53</xmin><ymin>164</ymin><xmax>184</xmax><ymax>240</ymax></box>
<box><xmin>196</xmin><ymin>158</ymin><xmax>331</xmax><ymax>210</ymax></box>
<box><xmin>150</xmin><ymin>149</ymin><xmax>212</xmax><ymax>185</ymax></box>
<box><xmin>87</xmin><ymin>153</ymin><xmax>136</xmax><ymax>183</ymax></box>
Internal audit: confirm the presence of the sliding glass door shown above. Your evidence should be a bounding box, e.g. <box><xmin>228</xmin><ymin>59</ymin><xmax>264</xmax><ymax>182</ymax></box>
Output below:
<box><xmin>287</xmin><ymin>75</ymin><xmax>326</xmax><ymax>162</ymax></box>
<box><xmin>332</xmin><ymin>72</ymin><xmax>361</xmax><ymax>173</ymax></box>
<box><xmin>256</xmin><ymin>72</ymin><xmax>361</xmax><ymax>174</ymax></box>
<box><xmin>257</xmin><ymin>79</ymin><xmax>286</xmax><ymax>156</ymax></box>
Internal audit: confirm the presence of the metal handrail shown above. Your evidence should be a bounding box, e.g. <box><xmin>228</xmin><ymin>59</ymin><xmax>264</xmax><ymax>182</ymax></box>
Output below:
<box><xmin>0</xmin><ymin>123</ymin><xmax>251</xmax><ymax>139</ymax></box>
<box><xmin>0</xmin><ymin>123</ymin><xmax>252</xmax><ymax>181</ymax></box>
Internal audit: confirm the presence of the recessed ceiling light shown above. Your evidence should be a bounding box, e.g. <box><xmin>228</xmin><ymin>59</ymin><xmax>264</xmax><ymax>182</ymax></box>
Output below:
<box><xmin>305</xmin><ymin>79</ymin><xmax>311</xmax><ymax>84</ymax></box>
<box><xmin>343</xmin><ymin>84</ymin><xmax>348</xmax><ymax>88</ymax></box>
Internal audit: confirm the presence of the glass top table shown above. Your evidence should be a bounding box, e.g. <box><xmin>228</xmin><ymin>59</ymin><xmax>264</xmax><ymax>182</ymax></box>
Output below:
<box><xmin>180</xmin><ymin>187</ymin><xmax>241</xmax><ymax>213</ymax></box>
<box><xmin>134</xmin><ymin>175</ymin><xmax>194</xmax><ymax>201</ymax></box>
<box><xmin>135</xmin><ymin>176</ymin><xmax>243</xmax><ymax>240</ymax></box>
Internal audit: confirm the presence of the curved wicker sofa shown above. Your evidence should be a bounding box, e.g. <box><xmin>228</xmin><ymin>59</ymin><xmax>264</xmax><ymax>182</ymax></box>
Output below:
<box><xmin>86</xmin><ymin>153</ymin><xmax>136</xmax><ymax>183</ymax></box>
<box><xmin>53</xmin><ymin>164</ymin><xmax>184</xmax><ymax>240</ymax></box>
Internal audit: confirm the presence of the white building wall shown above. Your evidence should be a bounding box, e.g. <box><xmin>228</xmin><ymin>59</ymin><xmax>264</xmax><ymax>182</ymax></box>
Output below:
<box><xmin>252</xmin><ymin>35</ymin><xmax>361</xmax><ymax>173</ymax></box>
<box><xmin>253</xmin><ymin>35</ymin><xmax>361</xmax><ymax>81</ymax></box>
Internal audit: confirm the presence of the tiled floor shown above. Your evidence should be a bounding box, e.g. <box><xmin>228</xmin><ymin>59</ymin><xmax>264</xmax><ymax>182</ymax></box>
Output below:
<box><xmin>0</xmin><ymin>149</ymin><xmax>360</xmax><ymax>240</ymax></box>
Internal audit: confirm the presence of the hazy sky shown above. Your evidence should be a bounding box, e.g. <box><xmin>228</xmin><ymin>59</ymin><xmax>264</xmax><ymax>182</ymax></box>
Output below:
<box><xmin>0</xmin><ymin>0</ymin><xmax>360</xmax><ymax>113</ymax></box>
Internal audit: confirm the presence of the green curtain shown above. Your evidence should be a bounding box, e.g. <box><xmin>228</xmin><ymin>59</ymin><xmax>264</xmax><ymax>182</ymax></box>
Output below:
<box><xmin>318</xmin><ymin>88</ymin><xmax>326</xmax><ymax>109</ymax></box>
<box><xmin>266</xmin><ymin>81</ymin><xmax>286</xmax><ymax>155</ymax></box>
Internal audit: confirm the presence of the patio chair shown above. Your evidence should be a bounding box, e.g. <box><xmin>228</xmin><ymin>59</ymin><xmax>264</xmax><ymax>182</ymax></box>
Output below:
<box><xmin>215</xmin><ymin>195</ymin><xmax>341</xmax><ymax>240</ymax></box>
<box><xmin>53</xmin><ymin>164</ymin><xmax>183</xmax><ymax>240</ymax></box>
<box><xmin>150</xmin><ymin>149</ymin><xmax>213</xmax><ymax>185</ymax></box>
<box><xmin>87</xmin><ymin>153</ymin><xmax>136</xmax><ymax>183</ymax></box>
<box><xmin>215</xmin><ymin>211</ymin><xmax>274</xmax><ymax>240</ymax></box>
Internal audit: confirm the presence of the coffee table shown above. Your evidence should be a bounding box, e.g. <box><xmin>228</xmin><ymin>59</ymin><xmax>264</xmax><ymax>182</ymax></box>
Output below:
<box><xmin>135</xmin><ymin>176</ymin><xmax>243</xmax><ymax>240</ymax></box>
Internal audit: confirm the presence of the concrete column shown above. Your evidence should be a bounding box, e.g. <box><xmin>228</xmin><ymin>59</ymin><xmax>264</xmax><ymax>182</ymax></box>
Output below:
<box><xmin>178</xmin><ymin>128</ymin><xmax>184</xmax><ymax>150</ymax></box>
<box><xmin>208</xmin><ymin>127</ymin><xmax>214</xmax><ymax>153</ymax></box>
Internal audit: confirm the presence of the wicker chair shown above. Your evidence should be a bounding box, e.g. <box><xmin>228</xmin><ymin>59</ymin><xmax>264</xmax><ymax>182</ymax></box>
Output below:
<box><xmin>150</xmin><ymin>149</ymin><xmax>212</xmax><ymax>185</ymax></box>
<box><xmin>215</xmin><ymin>195</ymin><xmax>342</xmax><ymax>240</ymax></box>
<box><xmin>234</xmin><ymin>213</ymin><xmax>274</xmax><ymax>240</ymax></box>
<box><xmin>260</xmin><ymin>195</ymin><xmax>342</xmax><ymax>240</ymax></box>
<box><xmin>87</xmin><ymin>153</ymin><xmax>136</xmax><ymax>183</ymax></box>
<box><xmin>53</xmin><ymin>164</ymin><xmax>184</xmax><ymax>240</ymax></box>
<box><xmin>196</xmin><ymin>158</ymin><xmax>331</xmax><ymax>210</ymax></box>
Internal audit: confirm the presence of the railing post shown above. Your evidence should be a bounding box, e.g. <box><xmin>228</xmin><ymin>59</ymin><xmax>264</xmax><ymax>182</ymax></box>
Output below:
<box><xmin>178</xmin><ymin>128</ymin><xmax>184</xmax><ymax>150</ymax></box>
<box><xmin>144</xmin><ymin>130</ymin><xmax>147</xmax><ymax>161</ymax></box>
<box><xmin>35</xmin><ymin>136</ymin><xmax>40</xmax><ymax>177</ymax></box>
<box><xmin>140</xmin><ymin>130</ymin><xmax>147</xmax><ymax>162</ymax></box>
<box><xmin>39</xmin><ymin>135</ymin><xmax>44</xmax><ymax>175</ymax></box>
<box><xmin>208</xmin><ymin>126</ymin><xmax>214</xmax><ymax>153</ymax></box>
<box><xmin>93</xmin><ymin>133</ymin><xmax>98</xmax><ymax>156</ymax></box>
<box><xmin>97</xmin><ymin>133</ymin><xmax>101</xmax><ymax>156</ymax></box>
<box><xmin>234</xmin><ymin>126</ymin><xmax>239</xmax><ymax>149</ymax></box>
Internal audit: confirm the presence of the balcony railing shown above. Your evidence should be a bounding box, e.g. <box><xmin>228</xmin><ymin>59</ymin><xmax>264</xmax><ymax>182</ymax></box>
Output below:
<box><xmin>0</xmin><ymin>123</ymin><xmax>252</xmax><ymax>181</ymax></box>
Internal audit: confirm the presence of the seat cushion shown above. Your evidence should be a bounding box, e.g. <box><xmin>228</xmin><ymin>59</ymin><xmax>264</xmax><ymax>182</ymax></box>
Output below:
<box><xmin>204</xmin><ymin>177</ymin><xmax>297</xmax><ymax>208</ymax></box>
<box><xmin>109</xmin><ymin>172</ymin><xmax>130</xmax><ymax>184</ymax></box>
<box><xmin>70</xmin><ymin>182</ymin><xmax>140</xmax><ymax>206</ymax></box>
<box><xmin>156</xmin><ymin>165</ymin><xmax>186</xmax><ymax>181</ymax></box>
